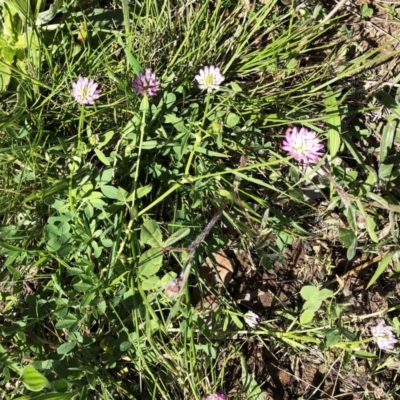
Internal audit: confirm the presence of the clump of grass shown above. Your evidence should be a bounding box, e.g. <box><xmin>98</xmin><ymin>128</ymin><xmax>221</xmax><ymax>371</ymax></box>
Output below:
<box><xmin>1</xmin><ymin>0</ymin><xmax>399</xmax><ymax>399</ymax></box>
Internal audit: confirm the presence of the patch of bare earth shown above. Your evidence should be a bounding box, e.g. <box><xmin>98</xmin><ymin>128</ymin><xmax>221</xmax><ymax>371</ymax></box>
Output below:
<box><xmin>212</xmin><ymin>229</ymin><xmax>399</xmax><ymax>399</ymax></box>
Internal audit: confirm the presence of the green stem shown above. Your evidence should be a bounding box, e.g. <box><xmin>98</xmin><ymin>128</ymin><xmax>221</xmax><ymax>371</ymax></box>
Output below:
<box><xmin>132</xmin><ymin>101</ymin><xmax>148</xmax><ymax>210</ymax></box>
<box><xmin>184</xmin><ymin>93</ymin><xmax>210</xmax><ymax>176</ymax></box>
<box><xmin>116</xmin><ymin>99</ymin><xmax>148</xmax><ymax>259</ymax></box>
<box><xmin>69</xmin><ymin>106</ymin><xmax>85</xmax><ymax>212</ymax></box>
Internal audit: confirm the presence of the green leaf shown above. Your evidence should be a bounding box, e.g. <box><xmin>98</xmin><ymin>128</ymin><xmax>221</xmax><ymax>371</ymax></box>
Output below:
<box><xmin>366</xmin><ymin>251</ymin><xmax>394</xmax><ymax>289</ymax></box>
<box><xmin>94</xmin><ymin>148</ymin><xmax>111</xmax><ymax>166</ymax></box>
<box><xmin>365</xmin><ymin>214</ymin><xmax>378</xmax><ymax>243</ymax></box>
<box><xmin>346</xmin><ymin>236</ymin><xmax>357</xmax><ymax>260</ymax></box>
<box><xmin>0</xmin><ymin>62</ymin><xmax>12</xmax><ymax>92</ymax></box>
<box><xmin>73</xmin><ymin>281</ymin><xmax>93</xmax><ymax>291</ymax></box>
<box><xmin>380</xmin><ymin>120</ymin><xmax>396</xmax><ymax>162</ymax></box>
<box><xmin>20</xmin><ymin>365</ymin><xmax>50</xmax><ymax>392</ymax></box>
<box><xmin>374</xmin><ymin>91</ymin><xmax>400</xmax><ymax>119</ymax></box>
<box><xmin>36</xmin><ymin>0</ymin><xmax>63</xmax><ymax>25</ymax></box>
<box><xmin>163</xmin><ymin>92</ymin><xmax>176</xmax><ymax>108</ymax></box>
<box><xmin>52</xmin><ymin>379</ymin><xmax>69</xmax><ymax>393</ymax></box>
<box><xmin>300</xmin><ymin>310</ymin><xmax>315</xmax><ymax>325</ymax></box>
<box><xmin>339</xmin><ymin>227</ymin><xmax>356</xmax><ymax>247</ymax></box>
<box><xmin>101</xmin><ymin>185</ymin><xmax>118</xmax><ymax>199</ymax></box>
<box><xmin>97</xmin><ymin>300</ymin><xmax>107</xmax><ymax>314</ymax></box>
<box><xmin>164</xmin><ymin>114</ymin><xmax>190</xmax><ymax>135</ymax></box>
<box><xmin>379</xmin><ymin>162</ymin><xmax>393</xmax><ymax>184</ymax></box>
<box><xmin>285</xmin><ymin>58</ymin><xmax>297</xmax><ymax>70</ymax></box>
<box><xmin>346</xmin><ymin>206</ymin><xmax>356</xmax><ymax>232</ymax></box>
<box><xmin>47</xmin><ymin>237</ymin><xmax>63</xmax><ymax>252</ymax></box>
<box><xmin>229</xmin><ymin>313</ymin><xmax>243</xmax><ymax>329</ymax></box>
<box><xmin>21</xmin><ymin>391</ymin><xmax>78</xmax><ymax>400</ymax></box>
<box><xmin>139</xmin><ymin>248</ymin><xmax>163</xmax><ymax>277</ymax></box>
<box><xmin>229</xmin><ymin>82</ymin><xmax>242</xmax><ymax>92</ymax></box>
<box><xmin>323</xmin><ymin>329</ymin><xmax>340</xmax><ymax>347</ymax></box>
<box><xmin>119</xmin><ymin>341</ymin><xmax>131</xmax><ymax>352</ymax></box>
<box><xmin>303</xmin><ymin>299</ymin><xmax>322</xmax><ymax>312</ymax></box>
<box><xmin>317</xmin><ymin>289</ymin><xmax>334</xmax><ymax>301</ymax></box>
<box><xmin>226</xmin><ymin>112</ymin><xmax>240</xmax><ymax>127</ymax></box>
<box><xmin>57</xmin><ymin>342</ymin><xmax>76</xmax><ymax>355</ymax></box>
<box><xmin>115</xmin><ymin>187</ymin><xmax>128</xmax><ymax>203</ymax></box>
<box><xmin>100</xmin><ymin>238</ymin><xmax>113</xmax><ymax>247</ymax></box>
<box><xmin>353</xmin><ymin>350</ymin><xmax>377</xmax><ymax>359</ymax></box>
<box><xmin>115</xmin><ymin>34</ymin><xmax>142</xmax><ymax>75</ymax></box>
<box><xmin>141</xmin><ymin>140</ymin><xmax>158</xmax><ymax>149</ymax></box>
<box><xmin>135</xmin><ymin>184</ymin><xmax>152</xmax><ymax>199</ymax></box>
<box><xmin>163</xmin><ymin>227</ymin><xmax>191</xmax><ymax>247</ymax></box>
<box><xmin>141</xmin><ymin>220</ymin><xmax>162</xmax><ymax>247</ymax></box>
<box><xmin>325</xmin><ymin>86</ymin><xmax>341</xmax><ymax>159</ymax></box>
<box><xmin>88</xmin><ymin>198</ymin><xmax>107</xmax><ymax>209</ymax></box>
<box><xmin>55</xmin><ymin>314</ymin><xmax>78</xmax><ymax>329</ymax></box>
<box><xmin>240</xmin><ymin>356</ymin><xmax>264</xmax><ymax>400</ymax></box>
<box><xmin>300</xmin><ymin>285</ymin><xmax>319</xmax><ymax>301</ymax></box>
<box><xmin>141</xmin><ymin>275</ymin><xmax>160</xmax><ymax>290</ymax></box>
<box><xmin>86</xmin><ymin>191</ymin><xmax>104</xmax><ymax>200</ymax></box>
<box><xmin>193</xmin><ymin>145</ymin><xmax>230</xmax><ymax>158</ymax></box>
<box><xmin>140</xmin><ymin>95</ymin><xmax>149</xmax><ymax>111</ymax></box>
<box><xmin>98</xmin><ymin>169</ymin><xmax>113</xmax><ymax>185</ymax></box>
<box><xmin>97</xmin><ymin>130</ymin><xmax>115</xmax><ymax>149</ymax></box>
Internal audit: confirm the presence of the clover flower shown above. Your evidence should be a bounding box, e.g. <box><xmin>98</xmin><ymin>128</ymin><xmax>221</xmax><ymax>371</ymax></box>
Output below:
<box><xmin>131</xmin><ymin>68</ymin><xmax>161</xmax><ymax>96</ymax></box>
<box><xmin>71</xmin><ymin>76</ymin><xmax>101</xmax><ymax>105</ymax></box>
<box><xmin>371</xmin><ymin>321</ymin><xmax>398</xmax><ymax>351</ymax></box>
<box><xmin>164</xmin><ymin>276</ymin><xmax>183</xmax><ymax>300</ymax></box>
<box><xmin>282</xmin><ymin>126</ymin><xmax>324</xmax><ymax>164</ymax></box>
<box><xmin>244</xmin><ymin>310</ymin><xmax>260</xmax><ymax>328</ymax></box>
<box><xmin>195</xmin><ymin>65</ymin><xmax>225</xmax><ymax>93</ymax></box>
<box><xmin>204</xmin><ymin>393</ymin><xmax>226</xmax><ymax>400</ymax></box>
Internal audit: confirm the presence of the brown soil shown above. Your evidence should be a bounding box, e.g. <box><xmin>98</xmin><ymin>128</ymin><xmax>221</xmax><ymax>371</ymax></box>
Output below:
<box><xmin>219</xmin><ymin>234</ymin><xmax>400</xmax><ymax>399</ymax></box>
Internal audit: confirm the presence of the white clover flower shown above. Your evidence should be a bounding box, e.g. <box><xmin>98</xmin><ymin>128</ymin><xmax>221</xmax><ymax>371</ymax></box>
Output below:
<box><xmin>195</xmin><ymin>65</ymin><xmax>225</xmax><ymax>93</ymax></box>
<box><xmin>244</xmin><ymin>310</ymin><xmax>260</xmax><ymax>328</ymax></box>
<box><xmin>204</xmin><ymin>394</ymin><xmax>226</xmax><ymax>400</ymax></box>
<box><xmin>282</xmin><ymin>126</ymin><xmax>324</xmax><ymax>164</ymax></box>
<box><xmin>71</xmin><ymin>76</ymin><xmax>101</xmax><ymax>105</ymax></box>
<box><xmin>371</xmin><ymin>321</ymin><xmax>398</xmax><ymax>351</ymax></box>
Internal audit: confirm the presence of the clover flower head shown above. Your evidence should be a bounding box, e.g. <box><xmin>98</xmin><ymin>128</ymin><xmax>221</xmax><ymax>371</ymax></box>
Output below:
<box><xmin>204</xmin><ymin>393</ymin><xmax>226</xmax><ymax>400</ymax></box>
<box><xmin>371</xmin><ymin>321</ymin><xmax>398</xmax><ymax>351</ymax></box>
<box><xmin>195</xmin><ymin>65</ymin><xmax>225</xmax><ymax>93</ymax></box>
<box><xmin>131</xmin><ymin>68</ymin><xmax>161</xmax><ymax>96</ymax></box>
<box><xmin>164</xmin><ymin>276</ymin><xmax>183</xmax><ymax>300</ymax></box>
<box><xmin>282</xmin><ymin>126</ymin><xmax>324</xmax><ymax>164</ymax></box>
<box><xmin>71</xmin><ymin>76</ymin><xmax>101</xmax><ymax>105</ymax></box>
<box><xmin>244</xmin><ymin>310</ymin><xmax>260</xmax><ymax>328</ymax></box>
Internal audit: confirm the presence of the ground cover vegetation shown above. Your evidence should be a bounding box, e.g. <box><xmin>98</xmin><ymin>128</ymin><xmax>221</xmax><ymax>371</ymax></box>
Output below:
<box><xmin>0</xmin><ymin>0</ymin><xmax>400</xmax><ymax>399</ymax></box>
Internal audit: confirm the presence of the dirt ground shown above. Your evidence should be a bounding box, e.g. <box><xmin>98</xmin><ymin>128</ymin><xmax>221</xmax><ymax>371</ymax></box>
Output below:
<box><xmin>222</xmin><ymin>233</ymin><xmax>399</xmax><ymax>399</ymax></box>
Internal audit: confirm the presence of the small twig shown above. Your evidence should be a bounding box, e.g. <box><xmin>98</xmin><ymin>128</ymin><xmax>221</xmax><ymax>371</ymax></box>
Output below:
<box><xmin>320</xmin><ymin>164</ymin><xmax>351</xmax><ymax>209</ymax></box>
<box><xmin>320</xmin><ymin>0</ymin><xmax>348</xmax><ymax>25</ymax></box>
<box><xmin>324</xmin><ymin>252</ymin><xmax>387</xmax><ymax>288</ymax></box>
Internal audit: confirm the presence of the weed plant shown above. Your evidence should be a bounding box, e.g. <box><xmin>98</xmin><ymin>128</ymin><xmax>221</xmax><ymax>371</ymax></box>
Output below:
<box><xmin>0</xmin><ymin>0</ymin><xmax>399</xmax><ymax>399</ymax></box>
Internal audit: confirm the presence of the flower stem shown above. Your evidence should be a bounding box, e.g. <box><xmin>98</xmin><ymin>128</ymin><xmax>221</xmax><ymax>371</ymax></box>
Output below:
<box><xmin>320</xmin><ymin>164</ymin><xmax>351</xmax><ymax>208</ymax></box>
<box><xmin>69</xmin><ymin>105</ymin><xmax>85</xmax><ymax>212</ymax></box>
<box><xmin>116</xmin><ymin>97</ymin><xmax>148</xmax><ymax>260</ymax></box>
<box><xmin>184</xmin><ymin>92</ymin><xmax>210</xmax><ymax>177</ymax></box>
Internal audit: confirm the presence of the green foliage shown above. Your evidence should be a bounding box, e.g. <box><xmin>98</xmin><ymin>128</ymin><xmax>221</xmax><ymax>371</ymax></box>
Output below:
<box><xmin>299</xmin><ymin>286</ymin><xmax>334</xmax><ymax>324</ymax></box>
<box><xmin>20</xmin><ymin>366</ymin><xmax>52</xmax><ymax>393</ymax></box>
<box><xmin>0</xmin><ymin>0</ymin><xmax>399</xmax><ymax>398</ymax></box>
